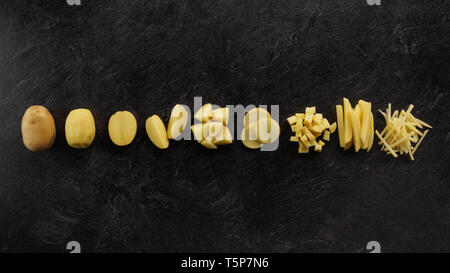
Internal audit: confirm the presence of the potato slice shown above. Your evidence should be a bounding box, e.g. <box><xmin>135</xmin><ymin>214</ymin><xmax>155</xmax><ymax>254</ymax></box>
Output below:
<box><xmin>256</xmin><ymin>118</ymin><xmax>280</xmax><ymax>144</ymax></box>
<box><xmin>244</xmin><ymin>107</ymin><xmax>271</xmax><ymax>126</ymax></box>
<box><xmin>241</xmin><ymin>122</ymin><xmax>262</xmax><ymax>149</ymax></box>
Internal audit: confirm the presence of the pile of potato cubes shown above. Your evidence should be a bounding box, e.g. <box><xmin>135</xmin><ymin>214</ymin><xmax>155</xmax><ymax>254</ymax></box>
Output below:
<box><xmin>287</xmin><ymin>107</ymin><xmax>336</xmax><ymax>153</ymax></box>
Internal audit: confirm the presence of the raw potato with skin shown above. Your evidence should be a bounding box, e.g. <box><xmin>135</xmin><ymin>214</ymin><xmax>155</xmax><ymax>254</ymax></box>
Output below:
<box><xmin>21</xmin><ymin>105</ymin><xmax>56</xmax><ymax>151</ymax></box>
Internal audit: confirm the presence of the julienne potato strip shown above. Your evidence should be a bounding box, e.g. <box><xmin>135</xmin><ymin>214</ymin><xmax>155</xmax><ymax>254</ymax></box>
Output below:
<box><xmin>375</xmin><ymin>103</ymin><xmax>431</xmax><ymax>160</ymax></box>
<box><xmin>287</xmin><ymin>107</ymin><xmax>336</xmax><ymax>153</ymax></box>
<box><xmin>336</xmin><ymin>98</ymin><xmax>374</xmax><ymax>152</ymax></box>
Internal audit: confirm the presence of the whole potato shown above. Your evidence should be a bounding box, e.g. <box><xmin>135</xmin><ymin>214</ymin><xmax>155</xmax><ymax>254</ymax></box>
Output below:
<box><xmin>65</xmin><ymin>108</ymin><xmax>96</xmax><ymax>149</ymax></box>
<box><xmin>108</xmin><ymin>111</ymin><xmax>137</xmax><ymax>146</ymax></box>
<box><xmin>21</xmin><ymin>105</ymin><xmax>56</xmax><ymax>151</ymax></box>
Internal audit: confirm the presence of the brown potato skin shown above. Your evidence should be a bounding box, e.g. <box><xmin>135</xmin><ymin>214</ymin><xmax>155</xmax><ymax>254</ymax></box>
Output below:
<box><xmin>21</xmin><ymin>105</ymin><xmax>56</xmax><ymax>151</ymax></box>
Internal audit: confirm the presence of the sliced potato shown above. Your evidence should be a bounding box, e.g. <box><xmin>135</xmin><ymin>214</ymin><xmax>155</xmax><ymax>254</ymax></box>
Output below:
<box><xmin>244</xmin><ymin>107</ymin><xmax>271</xmax><ymax>126</ymax></box>
<box><xmin>241</xmin><ymin>122</ymin><xmax>262</xmax><ymax>149</ymax></box>
<box><xmin>257</xmin><ymin>118</ymin><xmax>280</xmax><ymax>144</ymax></box>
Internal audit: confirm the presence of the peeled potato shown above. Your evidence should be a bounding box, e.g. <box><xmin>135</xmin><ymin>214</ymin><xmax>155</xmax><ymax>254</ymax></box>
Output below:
<box><xmin>108</xmin><ymin>111</ymin><xmax>137</xmax><ymax>146</ymax></box>
<box><xmin>240</xmin><ymin>122</ymin><xmax>262</xmax><ymax>149</ymax></box>
<box><xmin>145</xmin><ymin>115</ymin><xmax>169</xmax><ymax>149</ymax></box>
<box><xmin>200</xmin><ymin>138</ymin><xmax>218</xmax><ymax>149</ymax></box>
<box><xmin>167</xmin><ymin>104</ymin><xmax>188</xmax><ymax>139</ymax></box>
<box><xmin>257</xmin><ymin>118</ymin><xmax>280</xmax><ymax>144</ymax></box>
<box><xmin>211</xmin><ymin>107</ymin><xmax>229</xmax><ymax>125</ymax></box>
<box><xmin>191</xmin><ymin>123</ymin><xmax>205</xmax><ymax>143</ymax></box>
<box><xmin>203</xmin><ymin>121</ymin><xmax>224</xmax><ymax>141</ymax></box>
<box><xmin>194</xmin><ymin>103</ymin><xmax>212</xmax><ymax>122</ymax></box>
<box><xmin>65</xmin><ymin>108</ymin><xmax>96</xmax><ymax>149</ymax></box>
<box><xmin>244</xmin><ymin>107</ymin><xmax>271</xmax><ymax>126</ymax></box>
<box><xmin>214</xmin><ymin>126</ymin><xmax>233</xmax><ymax>145</ymax></box>
<box><xmin>21</xmin><ymin>105</ymin><xmax>56</xmax><ymax>151</ymax></box>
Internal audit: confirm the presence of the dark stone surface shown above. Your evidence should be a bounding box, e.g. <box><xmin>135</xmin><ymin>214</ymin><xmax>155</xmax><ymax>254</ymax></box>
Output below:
<box><xmin>0</xmin><ymin>0</ymin><xmax>449</xmax><ymax>252</ymax></box>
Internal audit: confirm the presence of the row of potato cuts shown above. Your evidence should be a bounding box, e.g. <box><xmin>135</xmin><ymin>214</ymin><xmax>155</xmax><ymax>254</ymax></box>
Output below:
<box><xmin>21</xmin><ymin>98</ymin><xmax>431</xmax><ymax>160</ymax></box>
<box><xmin>20</xmin><ymin>103</ymin><xmax>275</xmax><ymax>151</ymax></box>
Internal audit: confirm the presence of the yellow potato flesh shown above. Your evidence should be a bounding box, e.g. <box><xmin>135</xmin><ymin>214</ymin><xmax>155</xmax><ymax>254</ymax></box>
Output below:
<box><xmin>256</xmin><ymin>118</ymin><xmax>280</xmax><ymax>144</ymax></box>
<box><xmin>241</xmin><ymin>122</ymin><xmax>262</xmax><ymax>149</ymax></box>
<box><xmin>167</xmin><ymin>104</ymin><xmax>188</xmax><ymax>139</ymax></box>
<box><xmin>214</xmin><ymin>126</ymin><xmax>233</xmax><ymax>145</ymax></box>
<box><xmin>194</xmin><ymin>103</ymin><xmax>212</xmax><ymax>122</ymax></box>
<box><xmin>65</xmin><ymin>109</ymin><xmax>96</xmax><ymax>149</ymax></box>
<box><xmin>108</xmin><ymin>111</ymin><xmax>137</xmax><ymax>146</ymax></box>
<box><xmin>191</xmin><ymin>123</ymin><xmax>205</xmax><ymax>142</ymax></box>
<box><xmin>211</xmin><ymin>107</ymin><xmax>229</xmax><ymax>125</ymax></box>
<box><xmin>145</xmin><ymin>115</ymin><xmax>169</xmax><ymax>149</ymax></box>
<box><xmin>244</xmin><ymin>108</ymin><xmax>271</xmax><ymax>127</ymax></box>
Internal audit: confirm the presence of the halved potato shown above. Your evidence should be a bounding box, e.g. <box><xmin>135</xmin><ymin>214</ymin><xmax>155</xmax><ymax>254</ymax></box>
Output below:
<box><xmin>167</xmin><ymin>104</ymin><xmax>189</xmax><ymax>139</ymax></box>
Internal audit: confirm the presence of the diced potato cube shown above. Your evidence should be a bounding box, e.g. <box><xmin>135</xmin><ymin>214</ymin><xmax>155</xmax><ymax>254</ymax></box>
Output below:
<box><xmin>323</xmin><ymin>130</ymin><xmax>330</xmax><ymax>141</ymax></box>
<box><xmin>321</xmin><ymin>118</ymin><xmax>331</xmax><ymax>129</ymax></box>
<box><xmin>290</xmin><ymin>136</ymin><xmax>298</xmax><ymax>142</ymax></box>
<box><xmin>329</xmin><ymin>122</ymin><xmax>337</xmax><ymax>133</ymax></box>
<box><xmin>312</xmin><ymin>114</ymin><xmax>323</xmax><ymax>125</ymax></box>
<box><xmin>300</xmin><ymin>135</ymin><xmax>309</xmax><ymax>145</ymax></box>
<box><xmin>318</xmin><ymin>140</ymin><xmax>325</xmax><ymax>146</ymax></box>
<box><xmin>314</xmin><ymin>143</ymin><xmax>322</xmax><ymax>152</ymax></box>
<box><xmin>295</xmin><ymin>113</ymin><xmax>305</xmax><ymax>120</ymax></box>
<box><xmin>305</xmin><ymin>107</ymin><xmax>316</xmax><ymax>114</ymax></box>
<box><xmin>298</xmin><ymin>142</ymin><xmax>309</xmax><ymax>153</ymax></box>
<box><xmin>312</xmin><ymin>131</ymin><xmax>321</xmax><ymax>138</ymax></box>
<box><xmin>287</xmin><ymin>116</ymin><xmax>297</xmax><ymax>125</ymax></box>
<box><xmin>304</xmin><ymin>112</ymin><xmax>313</xmax><ymax>125</ymax></box>
<box><xmin>303</xmin><ymin>127</ymin><xmax>315</xmax><ymax>141</ymax></box>
<box><xmin>310</xmin><ymin>125</ymin><xmax>322</xmax><ymax>134</ymax></box>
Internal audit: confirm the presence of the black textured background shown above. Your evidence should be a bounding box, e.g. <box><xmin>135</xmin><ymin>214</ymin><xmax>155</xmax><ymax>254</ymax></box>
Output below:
<box><xmin>0</xmin><ymin>0</ymin><xmax>449</xmax><ymax>253</ymax></box>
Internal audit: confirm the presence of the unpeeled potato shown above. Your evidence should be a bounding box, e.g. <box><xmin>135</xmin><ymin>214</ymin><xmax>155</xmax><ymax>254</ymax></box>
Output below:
<box><xmin>21</xmin><ymin>105</ymin><xmax>56</xmax><ymax>151</ymax></box>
